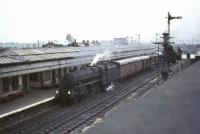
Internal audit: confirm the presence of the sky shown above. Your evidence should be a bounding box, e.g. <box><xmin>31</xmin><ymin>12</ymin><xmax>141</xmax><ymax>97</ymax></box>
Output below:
<box><xmin>0</xmin><ymin>0</ymin><xmax>199</xmax><ymax>43</ymax></box>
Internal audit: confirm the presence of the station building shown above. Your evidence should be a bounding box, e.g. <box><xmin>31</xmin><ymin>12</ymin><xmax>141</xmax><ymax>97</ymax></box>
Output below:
<box><xmin>0</xmin><ymin>45</ymin><xmax>157</xmax><ymax>99</ymax></box>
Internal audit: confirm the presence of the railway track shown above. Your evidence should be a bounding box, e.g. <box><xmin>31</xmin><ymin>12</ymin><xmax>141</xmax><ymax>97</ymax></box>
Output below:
<box><xmin>47</xmin><ymin>62</ymin><xmax>184</xmax><ymax>134</ymax></box>
<box><xmin>51</xmin><ymin>74</ymin><xmax>159</xmax><ymax>134</ymax></box>
<box><xmin>29</xmin><ymin>73</ymin><xmax>160</xmax><ymax>134</ymax></box>
<box><xmin>0</xmin><ymin>60</ymin><xmax>190</xmax><ymax>134</ymax></box>
<box><xmin>0</xmin><ymin>98</ymin><xmax>57</xmax><ymax>130</ymax></box>
<box><xmin>0</xmin><ymin>68</ymin><xmax>157</xmax><ymax>134</ymax></box>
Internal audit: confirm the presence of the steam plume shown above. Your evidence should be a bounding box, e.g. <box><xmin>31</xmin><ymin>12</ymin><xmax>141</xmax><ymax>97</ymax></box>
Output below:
<box><xmin>90</xmin><ymin>50</ymin><xmax>112</xmax><ymax>66</ymax></box>
<box><xmin>106</xmin><ymin>83</ymin><xmax>115</xmax><ymax>91</ymax></box>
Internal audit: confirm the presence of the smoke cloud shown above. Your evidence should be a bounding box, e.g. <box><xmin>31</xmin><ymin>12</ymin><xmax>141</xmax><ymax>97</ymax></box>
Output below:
<box><xmin>90</xmin><ymin>50</ymin><xmax>112</xmax><ymax>66</ymax></box>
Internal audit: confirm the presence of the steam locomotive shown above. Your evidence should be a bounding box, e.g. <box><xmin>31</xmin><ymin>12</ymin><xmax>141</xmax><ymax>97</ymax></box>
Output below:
<box><xmin>55</xmin><ymin>54</ymin><xmax>158</xmax><ymax>104</ymax></box>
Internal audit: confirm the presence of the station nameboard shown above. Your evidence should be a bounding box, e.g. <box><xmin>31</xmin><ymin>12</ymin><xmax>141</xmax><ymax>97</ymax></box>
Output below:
<box><xmin>181</xmin><ymin>54</ymin><xmax>187</xmax><ymax>59</ymax></box>
<box><xmin>190</xmin><ymin>54</ymin><xmax>195</xmax><ymax>59</ymax></box>
<box><xmin>182</xmin><ymin>54</ymin><xmax>195</xmax><ymax>59</ymax></box>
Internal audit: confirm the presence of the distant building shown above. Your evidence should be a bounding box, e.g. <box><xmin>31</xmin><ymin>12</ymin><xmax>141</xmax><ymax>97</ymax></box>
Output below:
<box><xmin>113</xmin><ymin>38</ymin><xmax>128</xmax><ymax>45</ymax></box>
<box><xmin>42</xmin><ymin>41</ymin><xmax>63</xmax><ymax>48</ymax></box>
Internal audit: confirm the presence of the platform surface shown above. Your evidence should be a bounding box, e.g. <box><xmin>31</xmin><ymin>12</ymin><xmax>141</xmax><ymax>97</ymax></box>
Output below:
<box><xmin>0</xmin><ymin>88</ymin><xmax>56</xmax><ymax>118</ymax></box>
<box><xmin>82</xmin><ymin>61</ymin><xmax>200</xmax><ymax>134</ymax></box>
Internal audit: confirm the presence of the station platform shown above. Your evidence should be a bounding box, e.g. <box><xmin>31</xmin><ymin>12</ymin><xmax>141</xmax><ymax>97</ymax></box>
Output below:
<box><xmin>82</xmin><ymin>61</ymin><xmax>200</xmax><ymax>134</ymax></box>
<box><xmin>0</xmin><ymin>88</ymin><xmax>56</xmax><ymax>119</ymax></box>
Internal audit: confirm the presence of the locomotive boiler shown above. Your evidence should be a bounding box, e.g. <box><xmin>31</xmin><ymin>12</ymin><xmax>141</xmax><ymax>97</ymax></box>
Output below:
<box><xmin>56</xmin><ymin>62</ymin><xmax>120</xmax><ymax>104</ymax></box>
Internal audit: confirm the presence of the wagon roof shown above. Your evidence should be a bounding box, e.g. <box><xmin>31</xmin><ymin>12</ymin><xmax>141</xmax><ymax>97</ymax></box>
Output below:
<box><xmin>115</xmin><ymin>55</ymin><xmax>150</xmax><ymax>65</ymax></box>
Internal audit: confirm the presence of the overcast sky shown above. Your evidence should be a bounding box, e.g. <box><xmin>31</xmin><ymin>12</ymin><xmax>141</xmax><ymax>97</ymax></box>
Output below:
<box><xmin>0</xmin><ymin>0</ymin><xmax>199</xmax><ymax>43</ymax></box>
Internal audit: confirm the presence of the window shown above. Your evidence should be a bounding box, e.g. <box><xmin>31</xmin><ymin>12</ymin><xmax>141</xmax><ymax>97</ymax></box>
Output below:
<box><xmin>69</xmin><ymin>66</ymin><xmax>76</xmax><ymax>72</ymax></box>
<box><xmin>58</xmin><ymin>68</ymin><xmax>62</xmax><ymax>78</ymax></box>
<box><xmin>12</xmin><ymin>76</ymin><xmax>18</xmax><ymax>91</ymax></box>
<box><xmin>30</xmin><ymin>73</ymin><xmax>38</xmax><ymax>81</ymax></box>
<box><xmin>3</xmin><ymin>78</ymin><xmax>9</xmax><ymax>93</ymax></box>
<box><xmin>44</xmin><ymin>71</ymin><xmax>51</xmax><ymax>81</ymax></box>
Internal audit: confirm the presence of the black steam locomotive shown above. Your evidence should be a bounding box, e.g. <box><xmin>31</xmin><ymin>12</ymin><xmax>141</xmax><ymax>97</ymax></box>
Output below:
<box><xmin>55</xmin><ymin>54</ymin><xmax>158</xmax><ymax>104</ymax></box>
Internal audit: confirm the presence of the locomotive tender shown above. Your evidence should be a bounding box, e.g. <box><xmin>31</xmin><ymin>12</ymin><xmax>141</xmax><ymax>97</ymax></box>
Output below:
<box><xmin>55</xmin><ymin>54</ymin><xmax>158</xmax><ymax>104</ymax></box>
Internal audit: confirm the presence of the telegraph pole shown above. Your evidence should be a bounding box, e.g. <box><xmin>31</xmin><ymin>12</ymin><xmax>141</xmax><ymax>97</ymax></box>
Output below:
<box><xmin>154</xmin><ymin>32</ymin><xmax>175</xmax><ymax>79</ymax></box>
<box><xmin>161</xmin><ymin>12</ymin><xmax>182</xmax><ymax>78</ymax></box>
<box><xmin>162</xmin><ymin>32</ymin><xmax>171</xmax><ymax>77</ymax></box>
<box><xmin>137</xmin><ymin>34</ymin><xmax>140</xmax><ymax>45</ymax></box>
<box><xmin>37</xmin><ymin>40</ymin><xmax>40</xmax><ymax>48</ymax></box>
<box><xmin>154</xmin><ymin>12</ymin><xmax>182</xmax><ymax>80</ymax></box>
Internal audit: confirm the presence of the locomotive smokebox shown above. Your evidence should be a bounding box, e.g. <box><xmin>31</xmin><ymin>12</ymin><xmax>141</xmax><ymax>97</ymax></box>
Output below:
<box><xmin>62</xmin><ymin>74</ymin><xmax>77</xmax><ymax>89</ymax></box>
